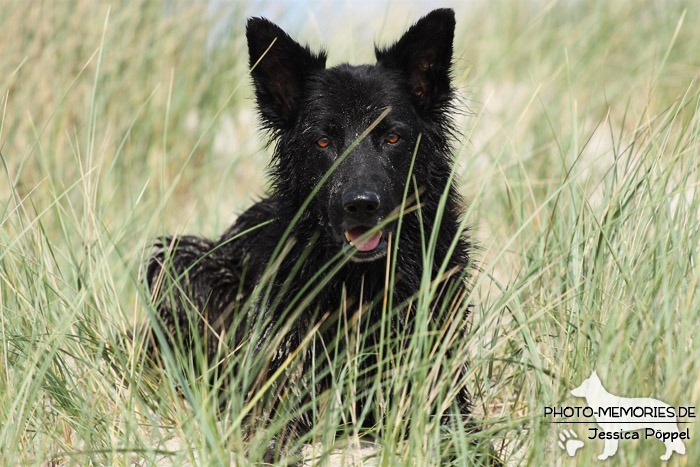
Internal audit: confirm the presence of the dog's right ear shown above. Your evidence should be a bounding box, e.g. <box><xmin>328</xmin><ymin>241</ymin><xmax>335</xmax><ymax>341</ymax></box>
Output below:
<box><xmin>375</xmin><ymin>9</ymin><xmax>455</xmax><ymax>116</ymax></box>
<box><xmin>246</xmin><ymin>18</ymin><xmax>327</xmax><ymax>132</ymax></box>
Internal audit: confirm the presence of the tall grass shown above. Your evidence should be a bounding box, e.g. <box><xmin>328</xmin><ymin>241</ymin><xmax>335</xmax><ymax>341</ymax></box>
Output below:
<box><xmin>1</xmin><ymin>0</ymin><xmax>699</xmax><ymax>465</ymax></box>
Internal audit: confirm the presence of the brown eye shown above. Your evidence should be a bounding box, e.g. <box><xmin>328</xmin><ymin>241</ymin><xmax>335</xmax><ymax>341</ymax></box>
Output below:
<box><xmin>386</xmin><ymin>133</ymin><xmax>400</xmax><ymax>144</ymax></box>
<box><xmin>317</xmin><ymin>136</ymin><xmax>330</xmax><ymax>148</ymax></box>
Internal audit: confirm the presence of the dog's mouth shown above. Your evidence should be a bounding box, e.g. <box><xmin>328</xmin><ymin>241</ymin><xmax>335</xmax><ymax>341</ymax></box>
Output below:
<box><xmin>342</xmin><ymin>226</ymin><xmax>388</xmax><ymax>262</ymax></box>
<box><xmin>345</xmin><ymin>227</ymin><xmax>383</xmax><ymax>251</ymax></box>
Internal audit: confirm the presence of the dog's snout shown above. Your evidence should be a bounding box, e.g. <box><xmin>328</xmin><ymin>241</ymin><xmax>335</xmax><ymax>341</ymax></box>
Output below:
<box><xmin>342</xmin><ymin>189</ymin><xmax>380</xmax><ymax>217</ymax></box>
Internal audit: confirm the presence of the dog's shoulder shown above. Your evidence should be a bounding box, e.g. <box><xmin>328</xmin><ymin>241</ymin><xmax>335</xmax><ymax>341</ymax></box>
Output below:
<box><xmin>220</xmin><ymin>197</ymin><xmax>280</xmax><ymax>242</ymax></box>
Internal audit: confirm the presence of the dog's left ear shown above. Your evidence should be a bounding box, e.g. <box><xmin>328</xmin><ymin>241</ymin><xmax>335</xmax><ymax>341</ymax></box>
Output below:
<box><xmin>375</xmin><ymin>8</ymin><xmax>455</xmax><ymax>113</ymax></box>
<box><xmin>246</xmin><ymin>18</ymin><xmax>327</xmax><ymax>132</ymax></box>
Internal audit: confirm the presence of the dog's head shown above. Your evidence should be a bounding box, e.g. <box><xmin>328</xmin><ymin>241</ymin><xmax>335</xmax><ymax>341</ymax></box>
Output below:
<box><xmin>571</xmin><ymin>370</ymin><xmax>603</xmax><ymax>398</ymax></box>
<box><xmin>246</xmin><ymin>10</ymin><xmax>456</xmax><ymax>262</ymax></box>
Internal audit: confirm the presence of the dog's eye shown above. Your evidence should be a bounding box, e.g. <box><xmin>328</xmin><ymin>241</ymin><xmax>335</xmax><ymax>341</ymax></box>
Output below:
<box><xmin>386</xmin><ymin>133</ymin><xmax>400</xmax><ymax>144</ymax></box>
<box><xmin>317</xmin><ymin>136</ymin><xmax>330</xmax><ymax>148</ymax></box>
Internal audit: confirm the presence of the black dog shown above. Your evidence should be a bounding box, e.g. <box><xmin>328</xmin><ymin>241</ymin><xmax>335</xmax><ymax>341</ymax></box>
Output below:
<box><xmin>147</xmin><ymin>8</ymin><xmax>486</xmax><ymax>461</ymax></box>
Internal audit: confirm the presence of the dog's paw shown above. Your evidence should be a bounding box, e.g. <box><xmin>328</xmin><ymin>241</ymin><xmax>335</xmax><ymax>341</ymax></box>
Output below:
<box><xmin>557</xmin><ymin>429</ymin><xmax>584</xmax><ymax>457</ymax></box>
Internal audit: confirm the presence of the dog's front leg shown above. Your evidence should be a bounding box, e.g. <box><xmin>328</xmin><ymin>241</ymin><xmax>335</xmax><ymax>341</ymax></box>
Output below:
<box><xmin>597</xmin><ymin>437</ymin><xmax>619</xmax><ymax>460</ymax></box>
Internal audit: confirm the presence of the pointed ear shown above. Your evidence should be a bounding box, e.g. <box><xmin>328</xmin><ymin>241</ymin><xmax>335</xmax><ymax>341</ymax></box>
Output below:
<box><xmin>375</xmin><ymin>9</ymin><xmax>455</xmax><ymax>113</ymax></box>
<box><xmin>246</xmin><ymin>18</ymin><xmax>327</xmax><ymax>131</ymax></box>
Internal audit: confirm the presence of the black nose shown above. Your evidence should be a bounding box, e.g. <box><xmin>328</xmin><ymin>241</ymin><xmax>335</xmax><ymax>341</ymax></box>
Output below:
<box><xmin>342</xmin><ymin>189</ymin><xmax>380</xmax><ymax>218</ymax></box>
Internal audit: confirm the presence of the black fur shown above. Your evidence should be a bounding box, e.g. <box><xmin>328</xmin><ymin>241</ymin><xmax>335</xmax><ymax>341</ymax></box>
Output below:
<box><xmin>146</xmin><ymin>8</ymin><xmax>491</xmax><ymax>462</ymax></box>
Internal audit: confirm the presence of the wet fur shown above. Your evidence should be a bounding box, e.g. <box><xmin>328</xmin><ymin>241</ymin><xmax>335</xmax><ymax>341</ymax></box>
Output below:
<box><xmin>146</xmin><ymin>8</ymin><xmax>491</xmax><ymax>462</ymax></box>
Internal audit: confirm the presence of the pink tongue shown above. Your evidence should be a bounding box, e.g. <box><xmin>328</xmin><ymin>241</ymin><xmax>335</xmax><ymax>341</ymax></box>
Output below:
<box><xmin>347</xmin><ymin>228</ymin><xmax>382</xmax><ymax>251</ymax></box>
